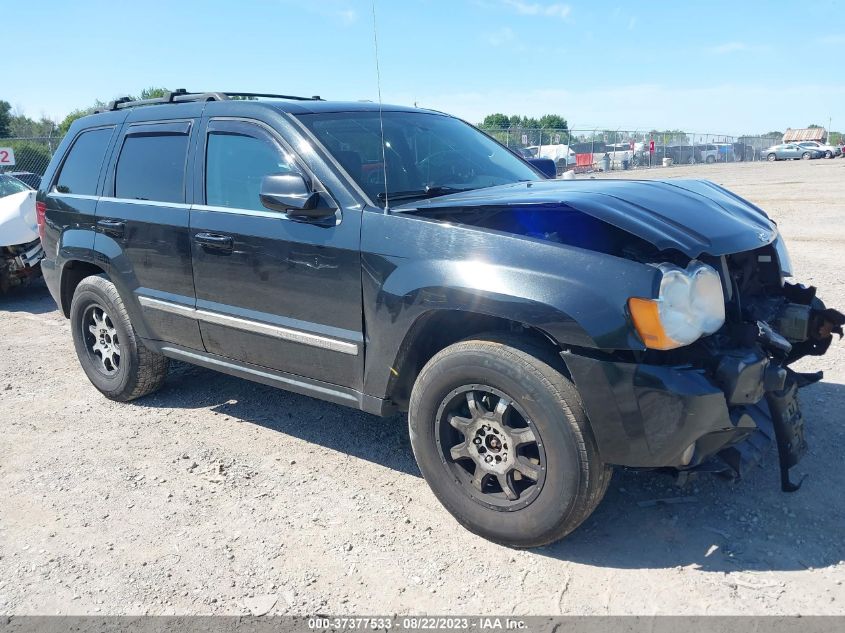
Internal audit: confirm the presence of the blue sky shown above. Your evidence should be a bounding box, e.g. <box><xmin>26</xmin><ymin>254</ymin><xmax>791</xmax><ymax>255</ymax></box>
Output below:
<box><xmin>6</xmin><ymin>0</ymin><xmax>845</xmax><ymax>134</ymax></box>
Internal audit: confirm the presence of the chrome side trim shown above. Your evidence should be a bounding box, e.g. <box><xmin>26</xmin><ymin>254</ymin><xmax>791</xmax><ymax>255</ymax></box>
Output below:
<box><xmin>100</xmin><ymin>197</ymin><xmax>191</xmax><ymax>209</ymax></box>
<box><xmin>138</xmin><ymin>296</ymin><xmax>196</xmax><ymax>318</ymax></box>
<box><xmin>192</xmin><ymin>204</ymin><xmax>285</xmax><ymax>219</ymax></box>
<box><xmin>49</xmin><ymin>192</ymin><xmax>98</xmax><ymax>201</ymax></box>
<box><xmin>138</xmin><ymin>295</ymin><xmax>359</xmax><ymax>356</ymax></box>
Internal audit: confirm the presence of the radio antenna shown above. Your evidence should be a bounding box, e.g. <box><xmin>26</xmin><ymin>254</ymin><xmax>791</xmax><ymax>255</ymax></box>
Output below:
<box><xmin>371</xmin><ymin>0</ymin><xmax>389</xmax><ymax>210</ymax></box>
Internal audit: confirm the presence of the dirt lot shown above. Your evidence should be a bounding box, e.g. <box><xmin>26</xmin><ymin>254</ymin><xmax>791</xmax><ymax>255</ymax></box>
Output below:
<box><xmin>1</xmin><ymin>160</ymin><xmax>844</xmax><ymax>616</ymax></box>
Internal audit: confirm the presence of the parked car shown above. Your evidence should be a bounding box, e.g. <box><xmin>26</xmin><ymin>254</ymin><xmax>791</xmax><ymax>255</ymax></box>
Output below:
<box><xmin>764</xmin><ymin>144</ymin><xmax>823</xmax><ymax>161</ymax></box>
<box><xmin>0</xmin><ymin>174</ymin><xmax>43</xmax><ymax>292</ymax></box>
<box><xmin>603</xmin><ymin>143</ymin><xmax>634</xmax><ymax>169</ymax></box>
<box><xmin>38</xmin><ymin>90</ymin><xmax>843</xmax><ymax>547</ymax></box>
<box><xmin>732</xmin><ymin>143</ymin><xmax>757</xmax><ymax>162</ymax></box>
<box><xmin>6</xmin><ymin>171</ymin><xmax>43</xmax><ymax>189</ymax></box>
<box><xmin>535</xmin><ymin>143</ymin><xmax>576</xmax><ymax>174</ymax></box>
<box><xmin>667</xmin><ymin>144</ymin><xmax>697</xmax><ymax>164</ymax></box>
<box><xmin>696</xmin><ymin>144</ymin><xmax>726</xmax><ymax>164</ymax></box>
<box><xmin>796</xmin><ymin>141</ymin><xmax>841</xmax><ymax>159</ymax></box>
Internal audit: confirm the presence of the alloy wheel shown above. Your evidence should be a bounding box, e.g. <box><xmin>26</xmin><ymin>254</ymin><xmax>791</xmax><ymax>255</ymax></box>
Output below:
<box><xmin>82</xmin><ymin>304</ymin><xmax>121</xmax><ymax>375</ymax></box>
<box><xmin>435</xmin><ymin>385</ymin><xmax>546</xmax><ymax>511</ymax></box>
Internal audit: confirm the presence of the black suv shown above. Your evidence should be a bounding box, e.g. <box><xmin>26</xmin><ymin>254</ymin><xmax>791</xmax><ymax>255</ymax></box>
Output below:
<box><xmin>38</xmin><ymin>90</ymin><xmax>842</xmax><ymax>547</ymax></box>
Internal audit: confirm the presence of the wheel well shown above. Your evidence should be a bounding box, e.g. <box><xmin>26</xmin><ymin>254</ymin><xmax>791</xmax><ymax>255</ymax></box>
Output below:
<box><xmin>60</xmin><ymin>261</ymin><xmax>107</xmax><ymax>317</ymax></box>
<box><xmin>386</xmin><ymin>310</ymin><xmax>565</xmax><ymax>410</ymax></box>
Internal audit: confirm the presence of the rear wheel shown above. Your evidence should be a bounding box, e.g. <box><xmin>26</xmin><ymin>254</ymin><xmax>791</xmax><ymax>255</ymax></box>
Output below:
<box><xmin>802</xmin><ymin>152</ymin><xmax>811</xmax><ymax>160</ymax></box>
<box><xmin>408</xmin><ymin>335</ymin><xmax>612</xmax><ymax>548</ymax></box>
<box><xmin>70</xmin><ymin>276</ymin><xmax>168</xmax><ymax>401</ymax></box>
<box><xmin>706</xmin><ymin>155</ymin><xmax>716</xmax><ymax>164</ymax></box>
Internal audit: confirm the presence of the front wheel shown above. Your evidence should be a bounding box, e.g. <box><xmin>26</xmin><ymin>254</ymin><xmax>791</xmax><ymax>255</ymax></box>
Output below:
<box><xmin>70</xmin><ymin>275</ymin><xmax>169</xmax><ymax>401</ymax></box>
<box><xmin>408</xmin><ymin>336</ymin><xmax>612</xmax><ymax>548</ymax></box>
<box><xmin>768</xmin><ymin>153</ymin><xmax>777</xmax><ymax>162</ymax></box>
<box><xmin>825</xmin><ymin>150</ymin><xmax>833</xmax><ymax>159</ymax></box>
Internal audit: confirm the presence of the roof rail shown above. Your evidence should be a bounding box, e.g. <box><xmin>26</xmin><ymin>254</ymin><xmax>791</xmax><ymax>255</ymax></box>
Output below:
<box><xmin>94</xmin><ymin>90</ymin><xmax>323</xmax><ymax>113</ymax></box>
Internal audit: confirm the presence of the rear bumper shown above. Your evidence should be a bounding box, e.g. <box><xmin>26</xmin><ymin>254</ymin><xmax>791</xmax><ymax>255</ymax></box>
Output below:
<box><xmin>563</xmin><ymin>349</ymin><xmax>786</xmax><ymax>472</ymax></box>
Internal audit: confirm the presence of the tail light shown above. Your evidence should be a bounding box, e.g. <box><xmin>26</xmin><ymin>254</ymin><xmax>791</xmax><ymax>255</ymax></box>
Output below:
<box><xmin>36</xmin><ymin>201</ymin><xmax>47</xmax><ymax>244</ymax></box>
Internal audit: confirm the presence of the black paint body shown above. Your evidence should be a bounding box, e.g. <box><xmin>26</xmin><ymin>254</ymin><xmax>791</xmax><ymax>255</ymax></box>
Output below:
<box><xmin>37</xmin><ymin>98</ymin><xmax>826</xmax><ymax>472</ymax></box>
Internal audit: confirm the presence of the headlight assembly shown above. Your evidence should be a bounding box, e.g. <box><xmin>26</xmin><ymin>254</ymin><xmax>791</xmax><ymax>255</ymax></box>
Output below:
<box><xmin>628</xmin><ymin>261</ymin><xmax>725</xmax><ymax>350</ymax></box>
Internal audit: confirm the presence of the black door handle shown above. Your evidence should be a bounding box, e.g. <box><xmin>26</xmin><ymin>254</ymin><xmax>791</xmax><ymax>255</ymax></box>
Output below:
<box><xmin>97</xmin><ymin>219</ymin><xmax>125</xmax><ymax>238</ymax></box>
<box><xmin>194</xmin><ymin>232</ymin><xmax>234</xmax><ymax>252</ymax></box>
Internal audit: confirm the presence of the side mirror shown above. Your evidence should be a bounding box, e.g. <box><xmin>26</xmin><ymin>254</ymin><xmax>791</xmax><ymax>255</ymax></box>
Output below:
<box><xmin>527</xmin><ymin>158</ymin><xmax>557</xmax><ymax>179</ymax></box>
<box><xmin>259</xmin><ymin>173</ymin><xmax>335</xmax><ymax>218</ymax></box>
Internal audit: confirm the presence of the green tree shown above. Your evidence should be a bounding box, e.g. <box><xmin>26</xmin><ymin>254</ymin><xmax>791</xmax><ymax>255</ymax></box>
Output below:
<box><xmin>137</xmin><ymin>87</ymin><xmax>170</xmax><ymax>100</ymax></box>
<box><xmin>58</xmin><ymin>107</ymin><xmax>96</xmax><ymax>136</ymax></box>
<box><xmin>480</xmin><ymin>113</ymin><xmax>510</xmax><ymax>129</ymax></box>
<box><xmin>10</xmin><ymin>115</ymin><xmax>56</xmax><ymax>138</ymax></box>
<box><xmin>807</xmin><ymin>123</ymin><xmax>822</xmax><ymax>129</ymax></box>
<box><xmin>0</xmin><ymin>100</ymin><xmax>11</xmax><ymax>138</ymax></box>
<box><xmin>538</xmin><ymin>114</ymin><xmax>568</xmax><ymax>131</ymax></box>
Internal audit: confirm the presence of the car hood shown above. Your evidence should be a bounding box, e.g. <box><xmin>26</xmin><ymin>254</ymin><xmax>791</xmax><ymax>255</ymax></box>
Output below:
<box><xmin>394</xmin><ymin>179</ymin><xmax>777</xmax><ymax>257</ymax></box>
<box><xmin>0</xmin><ymin>190</ymin><xmax>39</xmax><ymax>246</ymax></box>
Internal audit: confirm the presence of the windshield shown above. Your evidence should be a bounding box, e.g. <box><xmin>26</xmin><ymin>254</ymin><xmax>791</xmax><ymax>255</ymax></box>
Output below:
<box><xmin>0</xmin><ymin>174</ymin><xmax>31</xmax><ymax>198</ymax></box>
<box><xmin>296</xmin><ymin>111</ymin><xmax>540</xmax><ymax>205</ymax></box>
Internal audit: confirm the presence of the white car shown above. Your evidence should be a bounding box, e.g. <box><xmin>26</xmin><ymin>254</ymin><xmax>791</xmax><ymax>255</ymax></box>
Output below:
<box><xmin>0</xmin><ymin>174</ymin><xmax>44</xmax><ymax>292</ymax></box>
<box><xmin>535</xmin><ymin>144</ymin><xmax>577</xmax><ymax>174</ymax></box>
<box><xmin>796</xmin><ymin>141</ymin><xmax>841</xmax><ymax>159</ymax></box>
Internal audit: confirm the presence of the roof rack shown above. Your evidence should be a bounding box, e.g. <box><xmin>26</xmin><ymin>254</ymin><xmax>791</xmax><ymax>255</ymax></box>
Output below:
<box><xmin>95</xmin><ymin>89</ymin><xmax>323</xmax><ymax>113</ymax></box>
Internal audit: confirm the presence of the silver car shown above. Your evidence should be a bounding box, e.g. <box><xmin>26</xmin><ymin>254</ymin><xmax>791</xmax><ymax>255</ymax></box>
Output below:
<box><xmin>764</xmin><ymin>143</ymin><xmax>823</xmax><ymax>161</ymax></box>
<box><xmin>797</xmin><ymin>141</ymin><xmax>842</xmax><ymax>158</ymax></box>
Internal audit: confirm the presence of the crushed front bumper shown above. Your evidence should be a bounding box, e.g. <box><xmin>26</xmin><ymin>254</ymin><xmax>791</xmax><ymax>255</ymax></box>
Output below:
<box><xmin>564</xmin><ymin>348</ymin><xmax>808</xmax><ymax>490</ymax></box>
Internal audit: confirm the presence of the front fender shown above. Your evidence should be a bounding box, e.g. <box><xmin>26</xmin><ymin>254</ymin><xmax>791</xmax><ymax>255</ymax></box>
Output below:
<box><xmin>360</xmin><ymin>212</ymin><xmax>659</xmax><ymax>398</ymax></box>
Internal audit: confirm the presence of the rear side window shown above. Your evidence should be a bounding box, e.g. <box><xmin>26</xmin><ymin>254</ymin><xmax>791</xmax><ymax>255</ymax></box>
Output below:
<box><xmin>115</xmin><ymin>133</ymin><xmax>189</xmax><ymax>203</ymax></box>
<box><xmin>55</xmin><ymin>127</ymin><xmax>113</xmax><ymax>195</ymax></box>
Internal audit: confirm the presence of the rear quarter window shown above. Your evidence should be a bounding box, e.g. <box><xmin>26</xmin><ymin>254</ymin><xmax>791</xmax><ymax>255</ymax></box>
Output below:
<box><xmin>55</xmin><ymin>127</ymin><xmax>114</xmax><ymax>195</ymax></box>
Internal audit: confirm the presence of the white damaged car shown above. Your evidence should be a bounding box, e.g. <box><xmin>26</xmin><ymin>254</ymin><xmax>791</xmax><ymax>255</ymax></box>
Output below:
<box><xmin>0</xmin><ymin>174</ymin><xmax>44</xmax><ymax>292</ymax></box>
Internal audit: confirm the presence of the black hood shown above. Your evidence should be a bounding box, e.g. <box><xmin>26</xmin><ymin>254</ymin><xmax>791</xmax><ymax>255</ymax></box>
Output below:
<box><xmin>395</xmin><ymin>179</ymin><xmax>778</xmax><ymax>258</ymax></box>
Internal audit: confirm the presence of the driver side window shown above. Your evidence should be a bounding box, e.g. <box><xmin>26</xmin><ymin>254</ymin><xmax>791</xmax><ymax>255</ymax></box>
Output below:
<box><xmin>206</xmin><ymin>129</ymin><xmax>295</xmax><ymax>211</ymax></box>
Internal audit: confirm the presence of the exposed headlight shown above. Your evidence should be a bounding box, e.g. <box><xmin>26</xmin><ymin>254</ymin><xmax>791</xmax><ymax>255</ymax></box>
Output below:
<box><xmin>628</xmin><ymin>261</ymin><xmax>725</xmax><ymax>350</ymax></box>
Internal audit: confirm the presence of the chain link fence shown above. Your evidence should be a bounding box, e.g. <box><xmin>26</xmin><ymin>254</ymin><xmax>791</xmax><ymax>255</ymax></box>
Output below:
<box><xmin>480</xmin><ymin>126</ymin><xmax>785</xmax><ymax>174</ymax></box>
<box><xmin>0</xmin><ymin>136</ymin><xmax>59</xmax><ymax>187</ymax></box>
<box><xmin>0</xmin><ymin>127</ymin><xmax>793</xmax><ymax>186</ymax></box>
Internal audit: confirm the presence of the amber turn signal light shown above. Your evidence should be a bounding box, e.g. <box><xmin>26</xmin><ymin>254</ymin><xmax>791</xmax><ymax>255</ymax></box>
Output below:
<box><xmin>628</xmin><ymin>297</ymin><xmax>681</xmax><ymax>350</ymax></box>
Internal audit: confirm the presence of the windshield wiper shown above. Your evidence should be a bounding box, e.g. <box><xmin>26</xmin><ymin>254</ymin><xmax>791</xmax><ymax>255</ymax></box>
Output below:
<box><xmin>377</xmin><ymin>185</ymin><xmax>475</xmax><ymax>203</ymax></box>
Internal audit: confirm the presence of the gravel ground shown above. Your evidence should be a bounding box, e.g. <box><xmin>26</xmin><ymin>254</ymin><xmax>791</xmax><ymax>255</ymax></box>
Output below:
<box><xmin>1</xmin><ymin>159</ymin><xmax>844</xmax><ymax>616</ymax></box>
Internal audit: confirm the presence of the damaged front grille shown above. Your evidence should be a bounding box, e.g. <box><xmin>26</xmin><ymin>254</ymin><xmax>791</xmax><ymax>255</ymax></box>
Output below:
<box><xmin>640</xmin><ymin>242</ymin><xmax>843</xmax><ymax>491</ymax></box>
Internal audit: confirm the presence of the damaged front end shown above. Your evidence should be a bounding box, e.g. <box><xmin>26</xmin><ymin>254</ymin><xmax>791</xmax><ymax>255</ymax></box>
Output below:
<box><xmin>567</xmin><ymin>239</ymin><xmax>843</xmax><ymax>492</ymax></box>
<box><xmin>397</xmin><ymin>178</ymin><xmax>842</xmax><ymax>491</ymax></box>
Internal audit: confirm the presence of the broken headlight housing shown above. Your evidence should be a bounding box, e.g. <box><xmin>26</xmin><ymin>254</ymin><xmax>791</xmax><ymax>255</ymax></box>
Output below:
<box><xmin>629</xmin><ymin>261</ymin><xmax>725</xmax><ymax>350</ymax></box>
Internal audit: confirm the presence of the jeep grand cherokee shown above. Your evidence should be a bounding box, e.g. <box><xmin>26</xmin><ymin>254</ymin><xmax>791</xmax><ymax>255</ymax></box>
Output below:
<box><xmin>37</xmin><ymin>90</ymin><xmax>843</xmax><ymax>547</ymax></box>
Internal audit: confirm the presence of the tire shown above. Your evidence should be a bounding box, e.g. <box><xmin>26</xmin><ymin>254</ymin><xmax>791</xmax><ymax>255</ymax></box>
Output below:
<box><xmin>70</xmin><ymin>275</ymin><xmax>168</xmax><ymax>401</ymax></box>
<box><xmin>706</xmin><ymin>155</ymin><xmax>716</xmax><ymax>164</ymax></box>
<box><xmin>408</xmin><ymin>335</ymin><xmax>612</xmax><ymax>548</ymax></box>
<box><xmin>768</xmin><ymin>153</ymin><xmax>777</xmax><ymax>162</ymax></box>
<box><xmin>825</xmin><ymin>151</ymin><xmax>833</xmax><ymax>159</ymax></box>
<box><xmin>687</xmin><ymin>156</ymin><xmax>695</xmax><ymax>165</ymax></box>
<box><xmin>802</xmin><ymin>152</ymin><xmax>811</xmax><ymax>160</ymax></box>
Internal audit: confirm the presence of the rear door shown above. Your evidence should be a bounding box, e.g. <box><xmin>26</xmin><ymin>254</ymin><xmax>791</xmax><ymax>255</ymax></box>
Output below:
<box><xmin>96</xmin><ymin>116</ymin><xmax>204</xmax><ymax>350</ymax></box>
<box><xmin>189</xmin><ymin>117</ymin><xmax>364</xmax><ymax>389</ymax></box>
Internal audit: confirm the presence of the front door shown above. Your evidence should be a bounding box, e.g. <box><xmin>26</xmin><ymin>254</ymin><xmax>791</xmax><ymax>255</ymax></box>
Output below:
<box><xmin>189</xmin><ymin>118</ymin><xmax>364</xmax><ymax>390</ymax></box>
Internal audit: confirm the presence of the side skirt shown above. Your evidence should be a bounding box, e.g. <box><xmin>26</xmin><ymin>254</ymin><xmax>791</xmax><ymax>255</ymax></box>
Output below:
<box><xmin>147</xmin><ymin>340</ymin><xmax>396</xmax><ymax>417</ymax></box>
